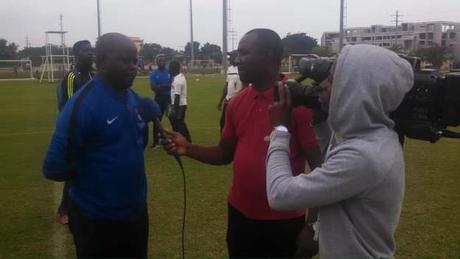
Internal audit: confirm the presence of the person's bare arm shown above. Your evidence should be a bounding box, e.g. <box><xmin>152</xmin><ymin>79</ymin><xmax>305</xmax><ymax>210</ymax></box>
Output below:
<box><xmin>164</xmin><ymin>129</ymin><xmax>235</xmax><ymax>165</ymax></box>
<box><xmin>218</xmin><ymin>83</ymin><xmax>228</xmax><ymax>111</ymax></box>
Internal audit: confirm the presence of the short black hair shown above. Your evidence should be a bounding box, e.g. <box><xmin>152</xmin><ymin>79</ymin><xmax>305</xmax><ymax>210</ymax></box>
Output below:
<box><xmin>245</xmin><ymin>28</ymin><xmax>283</xmax><ymax>64</ymax></box>
<box><xmin>73</xmin><ymin>40</ymin><xmax>91</xmax><ymax>55</ymax></box>
<box><xmin>169</xmin><ymin>60</ymin><xmax>181</xmax><ymax>75</ymax></box>
<box><xmin>95</xmin><ymin>33</ymin><xmax>135</xmax><ymax>67</ymax></box>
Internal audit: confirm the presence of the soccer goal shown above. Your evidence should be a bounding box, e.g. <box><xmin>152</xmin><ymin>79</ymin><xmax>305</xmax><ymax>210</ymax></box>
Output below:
<box><xmin>0</xmin><ymin>59</ymin><xmax>34</xmax><ymax>81</ymax></box>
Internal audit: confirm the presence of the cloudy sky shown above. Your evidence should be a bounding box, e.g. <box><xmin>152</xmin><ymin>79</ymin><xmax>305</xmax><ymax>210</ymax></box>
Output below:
<box><xmin>2</xmin><ymin>0</ymin><xmax>460</xmax><ymax>50</ymax></box>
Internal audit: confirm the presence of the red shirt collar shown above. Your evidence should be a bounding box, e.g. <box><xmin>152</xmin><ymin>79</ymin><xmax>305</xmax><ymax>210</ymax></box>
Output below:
<box><xmin>247</xmin><ymin>84</ymin><xmax>274</xmax><ymax>100</ymax></box>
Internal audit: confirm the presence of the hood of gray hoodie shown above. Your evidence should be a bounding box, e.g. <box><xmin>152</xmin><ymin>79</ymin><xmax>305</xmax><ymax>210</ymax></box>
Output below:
<box><xmin>328</xmin><ymin>44</ymin><xmax>413</xmax><ymax>139</ymax></box>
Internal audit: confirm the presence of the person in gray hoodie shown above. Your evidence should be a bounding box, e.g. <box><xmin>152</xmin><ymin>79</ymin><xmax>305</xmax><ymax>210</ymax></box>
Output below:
<box><xmin>266</xmin><ymin>44</ymin><xmax>414</xmax><ymax>258</ymax></box>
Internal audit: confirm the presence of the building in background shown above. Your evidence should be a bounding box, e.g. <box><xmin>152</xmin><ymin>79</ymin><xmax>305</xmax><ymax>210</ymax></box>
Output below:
<box><xmin>322</xmin><ymin>21</ymin><xmax>460</xmax><ymax>54</ymax></box>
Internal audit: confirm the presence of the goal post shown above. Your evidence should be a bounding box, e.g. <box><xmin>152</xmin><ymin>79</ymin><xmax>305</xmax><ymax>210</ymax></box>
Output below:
<box><xmin>0</xmin><ymin>59</ymin><xmax>34</xmax><ymax>81</ymax></box>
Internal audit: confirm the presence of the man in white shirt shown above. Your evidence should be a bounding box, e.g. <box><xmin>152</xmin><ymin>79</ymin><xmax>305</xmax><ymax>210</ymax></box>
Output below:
<box><xmin>169</xmin><ymin>60</ymin><xmax>191</xmax><ymax>142</ymax></box>
<box><xmin>217</xmin><ymin>51</ymin><xmax>244</xmax><ymax>130</ymax></box>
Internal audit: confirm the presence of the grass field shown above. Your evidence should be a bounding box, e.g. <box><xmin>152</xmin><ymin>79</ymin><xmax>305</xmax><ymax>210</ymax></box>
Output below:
<box><xmin>0</xmin><ymin>75</ymin><xmax>458</xmax><ymax>258</ymax></box>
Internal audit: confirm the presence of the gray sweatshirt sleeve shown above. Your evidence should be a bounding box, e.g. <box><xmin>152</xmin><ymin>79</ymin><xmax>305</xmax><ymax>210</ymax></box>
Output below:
<box><xmin>266</xmin><ymin>130</ymin><xmax>380</xmax><ymax>210</ymax></box>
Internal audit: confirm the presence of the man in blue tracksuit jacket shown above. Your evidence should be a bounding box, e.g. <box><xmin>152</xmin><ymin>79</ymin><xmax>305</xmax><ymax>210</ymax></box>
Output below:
<box><xmin>43</xmin><ymin>32</ymin><xmax>156</xmax><ymax>258</ymax></box>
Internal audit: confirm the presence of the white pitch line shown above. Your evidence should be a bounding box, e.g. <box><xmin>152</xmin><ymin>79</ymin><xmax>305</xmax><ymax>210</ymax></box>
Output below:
<box><xmin>0</xmin><ymin>78</ymin><xmax>36</xmax><ymax>82</ymax></box>
<box><xmin>0</xmin><ymin>130</ymin><xmax>52</xmax><ymax>137</ymax></box>
<box><xmin>51</xmin><ymin>182</ymin><xmax>67</xmax><ymax>258</ymax></box>
<box><xmin>0</xmin><ymin>126</ymin><xmax>220</xmax><ymax>138</ymax></box>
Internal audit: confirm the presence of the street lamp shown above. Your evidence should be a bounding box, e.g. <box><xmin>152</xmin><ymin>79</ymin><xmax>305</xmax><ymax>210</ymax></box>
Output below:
<box><xmin>189</xmin><ymin>0</ymin><xmax>195</xmax><ymax>69</ymax></box>
<box><xmin>339</xmin><ymin>0</ymin><xmax>344</xmax><ymax>52</ymax></box>
<box><xmin>97</xmin><ymin>0</ymin><xmax>102</xmax><ymax>37</ymax></box>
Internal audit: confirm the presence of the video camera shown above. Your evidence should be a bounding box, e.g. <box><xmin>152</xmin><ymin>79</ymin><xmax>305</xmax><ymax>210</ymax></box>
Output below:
<box><xmin>289</xmin><ymin>55</ymin><xmax>460</xmax><ymax>143</ymax></box>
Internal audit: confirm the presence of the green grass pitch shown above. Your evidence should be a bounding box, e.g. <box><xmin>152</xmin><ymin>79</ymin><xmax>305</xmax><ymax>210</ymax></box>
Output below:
<box><xmin>0</xmin><ymin>75</ymin><xmax>458</xmax><ymax>258</ymax></box>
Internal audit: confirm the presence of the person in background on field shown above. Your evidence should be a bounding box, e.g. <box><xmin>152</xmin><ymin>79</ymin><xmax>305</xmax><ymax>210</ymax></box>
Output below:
<box><xmin>168</xmin><ymin>60</ymin><xmax>191</xmax><ymax>142</ymax></box>
<box><xmin>55</xmin><ymin>40</ymin><xmax>95</xmax><ymax>225</ymax></box>
<box><xmin>163</xmin><ymin>28</ymin><xmax>322</xmax><ymax>258</ymax></box>
<box><xmin>43</xmin><ymin>33</ymin><xmax>152</xmax><ymax>258</ymax></box>
<box><xmin>149</xmin><ymin>54</ymin><xmax>172</xmax><ymax>148</ymax></box>
<box><xmin>58</xmin><ymin>40</ymin><xmax>94</xmax><ymax>110</ymax></box>
<box><xmin>217</xmin><ymin>51</ymin><xmax>244</xmax><ymax>131</ymax></box>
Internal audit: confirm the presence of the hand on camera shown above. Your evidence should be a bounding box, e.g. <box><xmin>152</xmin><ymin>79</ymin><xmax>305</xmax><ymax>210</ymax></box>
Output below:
<box><xmin>284</xmin><ymin>80</ymin><xmax>328</xmax><ymax>125</ymax></box>
<box><xmin>295</xmin><ymin>223</ymin><xmax>319</xmax><ymax>259</ymax></box>
<box><xmin>284</xmin><ymin>80</ymin><xmax>307</xmax><ymax>107</ymax></box>
<box><xmin>268</xmin><ymin>82</ymin><xmax>291</xmax><ymax>128</ymax></box>
<box><xmin>162</xmin><ymin>128</ymin><xmax>188</xmax><ymax>156</ymax></box>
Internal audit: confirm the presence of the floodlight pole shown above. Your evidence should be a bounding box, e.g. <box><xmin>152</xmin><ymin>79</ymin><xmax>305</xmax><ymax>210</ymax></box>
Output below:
<box><xmin>97</xmin><ymin>0</ymin><xmax>101</xmax><ymax>37</ymax></box>
<box><xmin>339</xmin><ymin>0</ymin><xmax>344</xmax><ymax>52</ymax></box>
<box><xmin>189</xmin><ymin>0</ymin><xmax>194</xmax><ymax>69</ymax></box>
<box><xmin>222</xmin><ymin>0</ymin><xmax>228</xmax><ymax>74</ymax></box>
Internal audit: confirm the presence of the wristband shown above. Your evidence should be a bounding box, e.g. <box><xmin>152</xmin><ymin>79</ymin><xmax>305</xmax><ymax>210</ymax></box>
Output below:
<box><xmin>274</xmin><ymin>125</ymin><xmax>289</xmax><ymax>132</ymax></box>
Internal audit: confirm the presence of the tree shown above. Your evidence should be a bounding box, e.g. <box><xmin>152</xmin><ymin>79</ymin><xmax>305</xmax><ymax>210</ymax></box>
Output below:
<box><xmin>18</xmin><ymin>45</ymin><xmax>64</xmax><ymax>66</ymax></box>
<box><xmin>388</xmin><ymin>44</ymin><xmax>404</xmax><ymax>54</ymax></box>
<box><xmin>200</xmin><ymin>42</ymin><xmax>222</xmax><ymax>63</ymax></box>
<box><xmin>0</xmin><ymin>39</ymin><xmax>18</xmax><ymax>59</ymax></box>
<box><xmin>160</xmin><ymin>47</ymin><xmax>178</xmax><ymax>60</ymax></box>
<box><xmin>184</xmin><ymin>41</ymin><xmax>200</xmax><ymax>60</ymax></box>
<box><xmin>411</xmin><ymin>45</ymin><xmax>453</xmax><ymax>68</ymax></box>
<box><xmin>311</xmin><ymin>46</ymin><xmax>333</xmax><ymax>57</ymax></box>
<box><xmin>140</xmin><ymin>43</ymin><xmax>162</xmax><ymax>63</ymax></box>
<box><xmin>281</xmin><ymin>33</ymin><xmax>318</xmax><ymax>57</ymax></box>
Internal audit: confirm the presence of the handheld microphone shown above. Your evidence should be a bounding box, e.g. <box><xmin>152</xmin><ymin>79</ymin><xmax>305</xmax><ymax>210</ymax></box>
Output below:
<box><xmin>138</xmin><ymin>98</ymin><xmax>183</xmax><ymax>164</ymax></box>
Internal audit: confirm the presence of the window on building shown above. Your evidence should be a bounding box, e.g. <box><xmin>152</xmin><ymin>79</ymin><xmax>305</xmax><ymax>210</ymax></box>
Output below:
<box><xmin>442</xmin><ymin>40</ymin><xmax>447</xmax><ymax>47</ymax></box>
<box><xmin>427</xmin><ymin>24</ymin><xmax>435</xmax><ymax>31</ymax></box>
<box><xmin>362</xmin><ymin>37</ymin><xmax>371</xmax><ymax>41</ymax></box>
<box><xmin>402</xmin><ymin>24</ymin><xmax>408</xmax><ymax>31</ymax></box>
<box><xmin>351</xmin><ymin>37</ymin><xmax>357</xmax><ymax>41</ymax></box>
<box><xmin>428</xmin><ymin>41</ymin><xmax>433</xmax><ymax>46</ymax></box>
<box><xmin>419</xmin><ymin>33</ymin><xmax>426</xmax><ymax>39</ymax></box>
<box><xmin>397</xmin><ymin>35</ymin><xmax>402</xmax><ymax>39</ymax></box>
<box><xmin>419</xmin><ymin>41</ymin><xmax>425</xmax><ymax>45</ymax></box>
<box><xmin>442</xmin><ymin>33</ymin><xmax>447</xmax><ymax>39</ymax></box>
<box><xmin>442</xmin><ymin>24</ymin><xmax>456</xmax><ymax>32</ymax></box>
<box><xmin>450</xmin><ymin>32</ymin><xmax>456</xmax><ymax>39</ymax></box>
<box><xmin>427</xmin><ymin>33</ymin><xmax>433</xmax><ymax>39</ymax></box>
<box><xmin>376</xmin><ymin>36</ymin><xmax>382</xmax><ymax>40</ymax></box>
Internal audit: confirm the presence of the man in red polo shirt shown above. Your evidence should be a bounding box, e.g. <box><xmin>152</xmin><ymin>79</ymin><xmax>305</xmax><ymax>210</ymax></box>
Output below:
<box><xmin>164</xmin><ymin>28</ymin><xmax>322</xmax><ymax>258</ymax></box>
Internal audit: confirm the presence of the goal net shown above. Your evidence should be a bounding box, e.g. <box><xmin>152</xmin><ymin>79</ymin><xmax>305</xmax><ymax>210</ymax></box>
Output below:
<box><xmin>0</xmin><ymin>59</ymin><xmax>34</xmax><ymax>80</ymax></box>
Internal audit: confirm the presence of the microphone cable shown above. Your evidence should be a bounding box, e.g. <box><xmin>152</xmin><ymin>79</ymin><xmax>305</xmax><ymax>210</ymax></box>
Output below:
<box><xmin>154</xmin><ymin>117</ymin><xmax>187</xmax><ymax>259</ymax></box>
<box><xmin>174</xmin><ymin>155</ymin><xmax>186</xmax><ymax>259</ymax></box>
